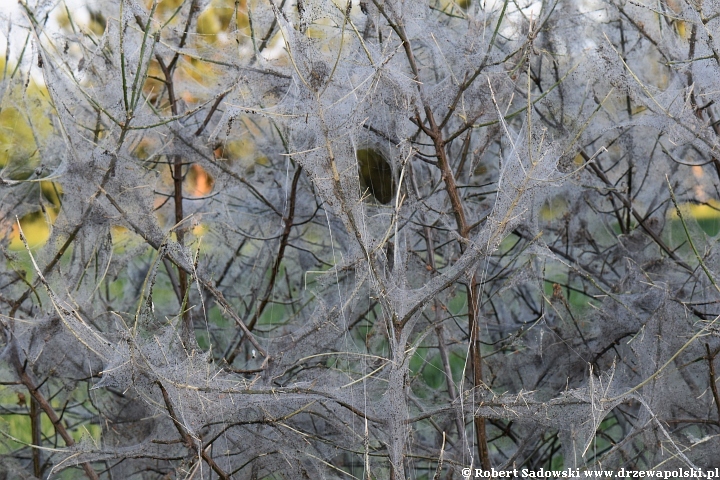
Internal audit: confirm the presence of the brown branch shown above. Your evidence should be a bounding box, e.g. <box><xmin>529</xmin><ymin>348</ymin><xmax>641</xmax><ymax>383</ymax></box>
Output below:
<box><xmin>706</xmin><ymin>343</ymin><xmax>720</xmax><ymax>423</ymax></box>
<box><xmin>257</xmin><ymin>0</ymin><xmax>287</xmax><ymax>54</ymax></box>
<box><xmin>194</xmin><ymin>92</ymin><xmax>228</xmax><ymax>136</ymax></box>
<box><xmin>248</xmin><ymin>165</ymin><xmax>302</xmax><ymax>332</ymax></box>
<box><xmin>227</xmin><ymin>165</ymin><xmax>303</xmax><ymax>364</ymax></box>
<box><xmin>156</xmin><ymin>55</ymin><xmax>192</xmax><ymax>344</ymax></box>
<box><xmin>373</xmin><ymin>1</ymin><xmax>491</xmax><ymax>468</ymax></box>
<box><xmin>12</xmin><ymin>351</ymin><xmax>99</xmax><ymax>480</ymax></box>
<box><xmin>157</xmin><ymin>382</ymin><xmax>230</xmax><ymax>480</ymax></box>
<box><xmin>9</xmin><ymin>223</ymin><xmax>81</xmax><ymax>318</ymax></box>
<box><xmin>167</xmin><ymin>0</ymin><xmax>200</xmax><ymax>73</ymax></box>
<box><xmin>467</xmin><ymin>275</ymin><xmax>491</xmax><ymax>469</ymax></box>
<box><xmin>30</xmin><ymin>395</ymin><xmax>42</xmax><ymax>478</ymax></box>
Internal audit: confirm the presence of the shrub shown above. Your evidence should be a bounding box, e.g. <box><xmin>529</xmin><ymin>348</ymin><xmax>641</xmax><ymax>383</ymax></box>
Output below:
<box><xmin>1</xmin><ymin>0</ymin><xmax>719</xmax><ymax>478</ymax></box>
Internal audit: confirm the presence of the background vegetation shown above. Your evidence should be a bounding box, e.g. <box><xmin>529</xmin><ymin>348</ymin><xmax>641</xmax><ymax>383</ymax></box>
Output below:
<box><xmin>1</xmin><ymin>0</ymin><xmax>720</xmax><ymax>478</ymax></box>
